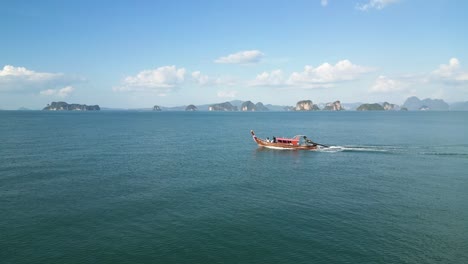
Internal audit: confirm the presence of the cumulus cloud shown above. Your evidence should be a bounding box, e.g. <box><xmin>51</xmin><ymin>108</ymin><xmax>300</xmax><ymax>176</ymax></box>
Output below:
<box><xmin>0</xmin><ymin>65</ymin><xmax>61</xmax><ymax>81</ymax></box>
<box><xmin>0</xmin><ymin>65</ymin><xmax>65</xmax><ymax>92</ymax></box>
<box><xmin>114</xmin><ymin>66</ymin><xmax>186</xmax><ymax>95</ymax></box>
<box><xmin>369</xmin><ymin>76</ymin><xmax>406</xmax><ymax>93</ymax></box>
<box><xmin>39</xmin><ymin>89</ymin><xmax>56</xmax><ymax>96</ymax></box>
<box><xmin>432</xmin><ymin>58</ymin><xmax>468</xmax><ymax>82</ymax></box>
<box><xmin>458</xmin><ymin>72</ymin><xmax>468</xmax><ymax>81</ymax></box>
<box><xmin>250</xmin><ymin>70</ymin><xmax>285</xmax><ymax>87</ymax></box>
<box><xmin>321</xmin><ymin>0</ymin><xmax>328</xmax><ymax>7</ymax></box>
<box><xmin>192</xmin><ymin>71</ymin><xmax>210</xmax><ymax>86</ymax></box>
<box><xmin>192</xmin><ymin>71</ymin><xmax>237</xmax><ymax>86</ymax></box>
<box><xmin>433</xmin><ymin>58</ymin><xmax>460</xmax><ymax>78</ymax></box>
<box><xmin>357</xmin><ymin>0</ymin><xmax>399</xmax><ymax>11</ymax></box>
<box><xmin>214</xmin><ymin>50</ymin><xmax>264</xmax><ymax>64</ymax></box>
<box><xmin>249</xmin><ymin>60</ymin><xmax>373</xmax><ymax>89</ymax></box>
<box><xmin>217</xmin><ymin>90</ymin><xmax>238</xmax><ymax>98</ymax></box>
<box><xmin>367</xmin><ymin>58</ymin><xmax>468</xmax><ymax>96</ymax></box>
<box><xmin>287</xmin><ymin>60</ymin><xmax>373</xmax><ymax>86</ymax></box>
<box><xmin>40</xmin><ymin>86</ymin><xmax>75</xmax><ymax>97</ymax></box>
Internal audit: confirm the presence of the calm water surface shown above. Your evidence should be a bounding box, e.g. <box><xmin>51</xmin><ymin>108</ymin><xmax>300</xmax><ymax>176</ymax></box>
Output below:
<box><xmin>1</xmin><ymin>111</ymin><xmax>467</xmax><ymax>263</ymax></box>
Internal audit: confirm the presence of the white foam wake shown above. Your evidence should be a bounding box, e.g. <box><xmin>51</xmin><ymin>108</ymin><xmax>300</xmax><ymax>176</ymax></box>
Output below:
<box><xmin>316</xmin><ymin>145</ymin><xmax>390</xmax><ymax>153</ymax></box>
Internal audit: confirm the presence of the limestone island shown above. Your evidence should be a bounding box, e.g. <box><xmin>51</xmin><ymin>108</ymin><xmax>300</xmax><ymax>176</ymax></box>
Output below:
<box><xmin>153</xmin><ymin>105</ymin><xmax>162</xmax><ymax>111</ymax></box>
<box><xmin>208</xmin><ymin>102</ymin><xmax>238</xmax><ymax>111</ymax></box>
<box><xmin>295</xmin><ymin>100</ymin><xmax>320</xmax><ymax>111</ymax></box>
<box><xmin>357</xmin><ymin>103</ymin><xmax>385</xmax><ymax>111</ymax></box>
<box><xmin>402</xmin><ymin>96</ymin><xmax>449</xmax><ymax>111</ymax></box>
<box><xmin>43</xmin><ymin>102</ymin><xmax>100</xmax><ymax>111</ymax></box>
<box><xmin>357</xmin><ymin>102</ymin><xmax>404</xmax><ymax>111</ymax></box>
<box><xmin>185</xmin><ymin>104</ymin><xmax>198</xmax><ymax>111</ymax></box>
<box><xmin>382</xmin><ymin>102</ymin><xmax>400</xmax><ymax>110</ymax></box>
<box><xmin>241</xmin><ymin>101</ymin><xmax>269</xmax><ymax>111</ymax></box>
<box><xmin>323</xmin><ymin>100</ymin><xmax>344</xmax><ymax>111</ymax></box>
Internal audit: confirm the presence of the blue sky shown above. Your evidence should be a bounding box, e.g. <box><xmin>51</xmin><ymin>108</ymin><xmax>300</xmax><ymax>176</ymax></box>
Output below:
<box><xmin>1</xmin><ymin>0</ymin><xmax>467</xmax><ymax>109</ymax></box>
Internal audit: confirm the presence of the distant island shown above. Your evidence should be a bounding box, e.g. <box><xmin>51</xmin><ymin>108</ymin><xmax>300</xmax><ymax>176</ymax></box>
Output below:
<box><xmin>208</xmin><ymin>102</ymin><xmax>238</xmax><ymax>111</ymax></box>
<box><xmin>357</xmin><ymin>103</ymin><xmax>385</xmax><ymax>111</ymax></box>
<box><xmin>88</xmin><ymin>97</ymin><xmax>467</xmax><ymax>112</ymax></box>
<box><xmin>402</xmin><ymin>96</ymin><xmax>449</xmax><ymax>111</ymax></box>
<box><xmin>185</xmin><ymin>104</ymin><xmax>198</xmax><ymax>111</ymax></box>
<box><xmin>295</xmin><ymin>100</ymin><xmax>320</xmax><ymax>111</ymax></box>
<box><xmin>18</xmin><ymin>107</ymin><xmax>33</xmax><ymax>111</ymax></box>
<box><xmin>323</xmin><ymin>101</ymin><xmax>344</xmax><ymax>111</ymax></box>
<box><xmin>43</xmin><ymin>102</ymin><xmax>100</xmax><ymax>111</ymax></box>
<box><xmin>240</xmin><ymin>101</ymin><xmax>269</xmax><ymax>111</ymax></box>
<box><xmin>449</xmin><ymin>101</ymin><xmax>468</xmax><ymax>111</ymax></box>
<box><xmin>356</xmin><ymin>102</ymin><xmax>403</xmax><ymax>111</ymax></box>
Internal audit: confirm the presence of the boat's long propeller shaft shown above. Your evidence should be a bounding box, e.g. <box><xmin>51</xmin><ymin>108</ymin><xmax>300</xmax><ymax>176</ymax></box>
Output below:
<box><xmin>304</xmin><ymin>136</ymin><xmax>329</xmax><ymax>148</ymax></box>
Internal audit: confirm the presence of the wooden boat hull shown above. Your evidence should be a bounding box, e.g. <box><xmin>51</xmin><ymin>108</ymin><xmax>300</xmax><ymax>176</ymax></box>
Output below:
<box><xmin>251</xmin><ymin>130</ymin><xmax>318</xmax><ymax>150</ymax></box>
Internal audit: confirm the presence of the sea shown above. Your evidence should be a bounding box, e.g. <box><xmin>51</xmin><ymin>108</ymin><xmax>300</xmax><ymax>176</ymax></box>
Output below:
<box><xmin>1</xmin><ymin>111</ymin><xmax>467</xmax><ymax>264</ymax></box>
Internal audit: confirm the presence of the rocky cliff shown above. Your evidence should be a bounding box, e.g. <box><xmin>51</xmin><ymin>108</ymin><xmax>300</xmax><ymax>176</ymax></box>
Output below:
<box><xmin>43</xmin><ymin>102</ymin><xmax>100</xmax><ymax>111</ymax></box>
<box><xmin>323</xmin><ymin>100</ymin><xmax>344</xmax><ymax>111</ymax></box>
<box><xmin>241</xmin><ymin>101</ymin><xmax>256</xmax><ymax>111</ymax></box>
<box><xmin>208</xmin><ymin>102</ymin><xmax>238</xmax><ymax>111</ymax></box>
<box><xmin>295</xmin><ymin>100</ymin><xmax>320</xmax><ymax>111</ymax></box>
<box><xmin>240</xmin><ymin>101</ymin><xmax>269</xmax><ymax>111</ymax></box>
<box><xmin>419</xmin><ymin>105</ymin><xmax>430</xmax><ymax>111</ymax></box>
<box><xmin>185</xmin><ymin>104</ymin><xmax>198</xmax><ymax>111</ymax></box>
<box><xmin>382</xmin><ymin>102</ymin><xmax>400</xmax><ymax>111</ymax></box>
<box><xmin>153</xmin><ymin>105</ymin><xmax>162</xmax><ymax>111</ymax></box>
<box><xmin>255</xmin><ymin>102</ymin><xmax>269</xmax><ymax>111</ymax></box>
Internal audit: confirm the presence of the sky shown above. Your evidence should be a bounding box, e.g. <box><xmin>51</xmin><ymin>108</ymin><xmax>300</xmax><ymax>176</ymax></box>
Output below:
<box><xmin>1</xmin><ymin>0</ymin><xmax>467</xmax><ymax>109</ymax></box>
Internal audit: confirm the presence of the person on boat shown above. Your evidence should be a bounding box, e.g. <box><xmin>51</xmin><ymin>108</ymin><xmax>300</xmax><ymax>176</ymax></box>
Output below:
<box><xmin>272</xmin><ymin>136</ymin><xmax>276</xmax><ymax>143</ymax></box>
<box><xmin>266</xmin><ymin>137</ymin><xmax>270</xmax><ymax>143</ymax></box>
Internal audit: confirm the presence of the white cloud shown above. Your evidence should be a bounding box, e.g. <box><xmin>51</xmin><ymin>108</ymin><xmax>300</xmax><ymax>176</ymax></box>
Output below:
<box><xmin>457</xmin><ymin>72</ymin><xmax>468</xmax><ymax>81</ymax></box>
<box><xmin>40</xmin><ymin>86</ymin><xmax>75</xmax><ymax>97</ymax></box>
<box><xmin>39</xmin><ymin>89</ymin><xmax>56</xmax><ymax>96</ymax></box>
<box><xmin>432</xmin><ymin>58</ymin><xmax>468</xmax><ymax>82</ymax></box>
<box><xmin>369</xmin><ymin>76</ymin><xmax>406</xmax><ymax>93</ymax></box>
<box><xmin>0</xmin><ymin>65</ymin><xmax>61</xmax><ymax>81</ymax></box>
<box><xmin>250</xmin><ymin>70</ymin><xmax>285</xmax><ymax>87</ymax></box>
<box><xmin>249</xmin><ymin>60</ymin><xmax>373</xmax><ymax>89</ymax></box>
<box><xmin>357</xmin><ymin>0</ymin><xmax>399</xmax><ymax>11</ymax></box>
<box><xmin>433</xmin><ymin>58</ymin><xmax>460</xmax><ymax>78</ymax></box>
<box><xmin>0</xmin><ymin>65</ymin><xmax>66</xmax><ymax>92</ymax></box>
<box><xmin>321</xmin><ymin>0</ymin><xmax>328</xmax><ymax>7</ymax></box>
<box><xmin>431</xmin><ymin>58</ymin><xmax>468</xmax><ymax>84</ymax></box>
<box><xmin>214</xmin><ymin>50</ymin><xmax>264</xmax><ymax>64</ymax></box>
<box><xmin>57</xmin><ymin>86</ymin><xmax>75</xmax><ymax>97</ymax></box>
<box><xmin>217</xmin><ymin>90</ymin><xmax>238</xmax><ymax>98</ymax></box>
<box><xmin>192</xmin><ymin>71</ymin><xmax>237</xmax><ymax>86</ymax></box>
<box><xmin>114</xmin><ymin>65</ymin><xmax>186</xmax><ymax>95</ymax></box>
<box><xmin>192</xmin><ymin>71</ymin><xmax>210</xmax><ymax>86</ymax></box>
<box><xmin>367</xmin><ymin>58</ymin><xmax>468</xmax><ymax>97</ymax></box>
<box><xmin>287</xmin><ymin>60</ymin><xmax>373</xmax><ymax>86</ymax></box>
<box><xmin>390</xmin><ymin>58</ymin><xmax>468</xmax><ymax>85</ymax></box>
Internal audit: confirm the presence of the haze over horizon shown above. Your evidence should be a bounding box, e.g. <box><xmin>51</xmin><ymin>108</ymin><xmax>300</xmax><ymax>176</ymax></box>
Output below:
<box><xmin>1</xmin><ymin>0</ymin><xmax>467</xmax><ymax>110</ymax></box>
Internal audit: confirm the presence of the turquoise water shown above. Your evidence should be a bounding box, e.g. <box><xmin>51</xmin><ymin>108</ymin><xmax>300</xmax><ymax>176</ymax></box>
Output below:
<box><xmin>1</xmin><ymin>111</ymin><xmax>467</xmax><ymax>263</ymax></box>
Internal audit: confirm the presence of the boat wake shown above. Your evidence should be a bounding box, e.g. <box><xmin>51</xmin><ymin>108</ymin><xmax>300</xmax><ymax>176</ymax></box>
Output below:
<box><xmin>316</xmin><ymin>145</ymin><xmax>468</xmax><ymax>157</ymax></box>
<box><xmin>258</xmin><ymin>141</ymin><xmax>468</xmax><ymax>158</ymax></box>
<box><xmin>420</xmin><ymin>152</ymin><xmax>468</xmax><ymax>157</ymax></box>
<box><xmin>316</xmin><ymin>145</ymin><xmax>392</xmax><ymax>153</ymax></box>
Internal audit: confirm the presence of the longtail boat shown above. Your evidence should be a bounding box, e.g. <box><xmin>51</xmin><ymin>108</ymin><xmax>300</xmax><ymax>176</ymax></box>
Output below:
<box><xmin>250</xmin><ymin>130</ymin><xmax>322</xmax><ymax>150</ymax></box>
